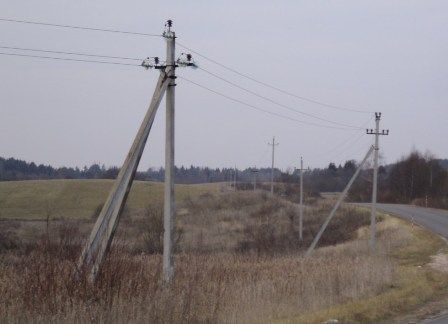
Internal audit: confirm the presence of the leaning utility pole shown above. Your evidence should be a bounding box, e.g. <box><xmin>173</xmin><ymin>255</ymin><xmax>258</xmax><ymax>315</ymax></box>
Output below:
<box><xmin>299</xmin><ymin>156</ymin><xmax>304</xmax><ymax>240</ymax></box>
<box><xmin>268</xmin><ymin>137</ymin><xmax>279</xmax><ymax>195</ymax></box>
<box><xmin>306</xmin><ymin>145</ymin><xmax>374</xmax><ymax>257</ymax></box>
<box><xmin>77</xmin><ymin>68</ymin><xmax>170</xmax><ymax>282</ymax></box>
<box><xmin>77</xmin><ymin>20</ymin><xmax>195</xmax><ymax>283</ymax></box>
<box><xmin>366</xmin><ymin>112</ymin><xmax>389</xmax><ymax>252</ymax></box>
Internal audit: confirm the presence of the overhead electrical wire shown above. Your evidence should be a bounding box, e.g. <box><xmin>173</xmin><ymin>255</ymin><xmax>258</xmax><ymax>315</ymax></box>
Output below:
<box><xmin>197</xmin><ymin>66</ymin><xmax>363</xmax><ymax>130</ymax></box>
<box><xmin>1</xmin><ymin>16</ymin><xmax>373</xmax><ymax>115</ymax></box>
<box><xmin>0</xmin><ymin>45</ymin><xmax>142</xmax><ymax>61</ymax></box>
<box><xmin>0</xmin><ymin>52</ymin><xmax>141</xmax><ymax>67</ymax></box>
<box><xmin>177</xmin><ymin>41</ymin><xmax>372</xmax><ymax>114</ymax></box>
<box><xmin>0</xmin><ymin>17</ymin><xmax>375</xmax><ymax>135</ymax></box>
<box><xmin>0</xmin><ymin>49</ymin><xmax>368</xmax><ymax>133</ymax></box>
<box><xmin>178</xmin><ymin>75</ymin><xmax>361</xmax><ymax>131</ymax></box>
<box><xmin>0</xmin><ymin>17</ymin><xmax>161</xmax><ymax>37</ymax></box>
<box><xmin>327</xmin><ymin>134</ymin><xmax>371</xmax><ymax>164</ymax></box>
<box><xmin>309</xmin><ymin>119</ymin><xmax>370</xmax><ymax>160</ymax></box>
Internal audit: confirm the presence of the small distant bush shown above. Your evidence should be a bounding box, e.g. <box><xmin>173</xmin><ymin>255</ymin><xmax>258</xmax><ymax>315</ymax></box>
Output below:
<box><xmin>0</xmin><ymin>231</ymin><xmax>19</xmax><ymax>252</ymax></box>
<box><xmin>141</xmin><ymin>204</ymin><xmax>182</xmax><ymax>254</ymax></box>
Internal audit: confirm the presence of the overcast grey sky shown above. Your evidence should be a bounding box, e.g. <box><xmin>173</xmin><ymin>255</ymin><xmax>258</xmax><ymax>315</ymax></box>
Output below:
<box><xmin>0</xmin><ymin>1</ymin><xmax>447</xmax><ymax>170</ymax></box>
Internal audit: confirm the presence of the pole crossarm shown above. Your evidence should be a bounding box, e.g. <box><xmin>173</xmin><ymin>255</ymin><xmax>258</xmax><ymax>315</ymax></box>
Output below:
<box><xmin>305</xmin><ymin>145</ymin><xmax>375</xmax><ymax>257</ymax></box>
<box><xmin>366</xmin><ymin>113</ymin><xmax>389</xmax><ymax>137</ymax></box>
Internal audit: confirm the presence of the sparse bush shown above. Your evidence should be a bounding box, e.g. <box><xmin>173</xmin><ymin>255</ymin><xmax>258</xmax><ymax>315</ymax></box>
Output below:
<box><xmin>0</xmin><ymin>230</ymin><xmax>19</xmax><ymax>252</ymax></box>
<box><xmin>142</xmin><ymin>205</ymin><xmax>164</xmax><ymax>254</ymax></box>
<box><xmin>141</xmin><ymin>204</ymin><xmax>182</xmax><ymax>254</ymax></box>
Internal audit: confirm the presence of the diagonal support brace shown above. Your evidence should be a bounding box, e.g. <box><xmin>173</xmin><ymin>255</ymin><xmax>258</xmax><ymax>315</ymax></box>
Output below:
<box><xmin>77</xmin><ymin>68</ymin><xmax>172</xmax><ymax>282</ymax></box>
<box><xmin>305</xmin><ymin>145</ymin><xmax>374</xmax><ymax>257</ymax></box>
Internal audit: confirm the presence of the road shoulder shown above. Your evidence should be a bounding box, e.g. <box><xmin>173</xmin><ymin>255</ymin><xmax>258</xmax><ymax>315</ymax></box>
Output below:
<box><xmin>277</xmin><ymin>213</ymin><xmax>448</xmax><ymax>323</ymax></box>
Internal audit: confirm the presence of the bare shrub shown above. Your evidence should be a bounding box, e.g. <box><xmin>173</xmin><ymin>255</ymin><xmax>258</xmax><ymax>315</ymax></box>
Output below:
<box><xmin>0</xmin><ymin>230</ymin><xmax>19</xmax><ymax>252</ymax></box>
<box><xmin>142</xmin><ymin>204</ymin><xmax>164</xmax><ymax>254</ymax></box>
<box><xmin>139</xmin><ymin>204</ymin><xmax>182</xmax><ymax>254</ymax></box>
<box><xmin>0</xmin><ymin>221</ymin><xmax>22</xmax><ymax>253</ymax></box>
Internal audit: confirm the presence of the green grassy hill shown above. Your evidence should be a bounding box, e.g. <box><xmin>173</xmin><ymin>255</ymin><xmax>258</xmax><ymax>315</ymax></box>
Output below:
<box><xmin>0</xmin><ymin>179</ymin><xmax>221</xmax><ymax>220</ymax></box>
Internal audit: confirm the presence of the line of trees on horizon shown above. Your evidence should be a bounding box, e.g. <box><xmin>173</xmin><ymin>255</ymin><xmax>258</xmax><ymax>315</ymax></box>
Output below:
<box><xmin>0</xmin><ymin>156</ymin><xmax>281</xmax><ymax>184</ymax></box>
<box><xmin>1</xmin><ymin>152</ymin><xmax>447</xmax><ymax>208</ymax></box>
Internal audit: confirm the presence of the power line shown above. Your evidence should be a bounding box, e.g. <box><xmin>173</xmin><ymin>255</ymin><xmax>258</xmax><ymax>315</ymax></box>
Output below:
<box><xmin>178</xmin><ymin>76</ymin><xmax>360</xmax><ymax>131</ymax></box>
<box><xmin>328</xmin><ymin>134</ymin><xmax>370</xmax><ymax>164</ymax></box>
<box><xmin>178</xmin><ymin>41</ymin><xmax>372</xmax><ymax>114</ymax></box>
<box><xmin>0</xmin><ymin>45</ymin><xmax>142</xmax><ymax>61</ymax></box>
<box><xmin>0</xmin><ymin>17</ymin><xmax>161</xmax><ymax>37</ymax></box>
<box><xmin>198</xmin><ymin>66</ymin><xmax>363</xmax><ymax>130</ymax></box>
<box><xmin>0</xmin><ymin>52</ymin><xmax>141</xmax><ymax>67</ymax></box>
<box><xmin>310</xmin><ymin>119</ymin><xmax>370</xmax><ymax>160</ymax></box>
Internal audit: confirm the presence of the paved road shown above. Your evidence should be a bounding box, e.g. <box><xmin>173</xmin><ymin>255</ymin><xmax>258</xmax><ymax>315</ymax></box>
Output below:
<box><xmin>357</xmin><ymin>203</ymin><xmax>448</xmax><ymax>239</ymax></box>
<box><xmin>358</xmin><ymin>203</ymin><xmax>448</xmax><ymax>324</ymax></box>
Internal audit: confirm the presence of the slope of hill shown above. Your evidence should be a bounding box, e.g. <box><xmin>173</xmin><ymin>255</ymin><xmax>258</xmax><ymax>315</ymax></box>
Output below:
<box><xmin>0</xmin><ymin>179</ymin><xmax>221</xmax><ymax>220</ymax></box>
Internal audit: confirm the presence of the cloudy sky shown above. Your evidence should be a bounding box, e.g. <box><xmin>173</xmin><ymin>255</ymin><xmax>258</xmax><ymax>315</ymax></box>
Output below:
<box><xmin>0</xmin><ymin>1</ymin><xmax>447</xmax><ymax>170</ymax></box>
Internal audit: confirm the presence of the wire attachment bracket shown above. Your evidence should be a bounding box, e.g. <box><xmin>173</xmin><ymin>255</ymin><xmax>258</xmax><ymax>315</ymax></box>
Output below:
<box><xmin>176</xmin><ymin>53</ymin><xmax>197</xmax><ymax>68</ymax></box>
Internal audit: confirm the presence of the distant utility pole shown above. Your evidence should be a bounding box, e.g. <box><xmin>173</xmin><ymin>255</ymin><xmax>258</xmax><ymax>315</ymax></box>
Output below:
<box><xmin>77</xmin><ymin>20</ymin><xmax>195</xmax><ymax>283</ymax></box>
<box><xmin>366</xmin><ymin>112</ymin><xmax>389</xmax><ymax>252</ymax></box>
<box><xmin>268</xmin><ymin>137</ymin><xmax>279</xmax><ymax>195</ymax></box>
<box><xmin>234</xmin><ymin>165</ymin><xmax>237</xmax><ymax>191</ymax></box>
<box><xmin>252</xmin><ymin>168</ymin><xmax>259</xmax><ymax>191</ymax></box>
<box><xmin>299</xmin><ymin>156</ymin><xmax>304</xmax><ymax>240</ymax></box>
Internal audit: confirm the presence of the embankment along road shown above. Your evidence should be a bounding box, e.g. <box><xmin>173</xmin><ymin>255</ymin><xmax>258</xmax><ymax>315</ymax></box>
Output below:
<box><xmin>357</xmin><ymin>203</ymin><xmax>448</xmax><ymax>239</ymax></box>
<box><xmin>357</xmin><ymin>203</ymin><xmax>448</xmax><ymax>324</ymax></box>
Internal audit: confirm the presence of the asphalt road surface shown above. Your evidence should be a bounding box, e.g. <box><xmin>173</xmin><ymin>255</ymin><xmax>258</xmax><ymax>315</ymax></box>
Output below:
<box><xmin>357</xmin><ymin>203</ymin><xmax>448</xmax><ymax>239</ymax></box>
<box><xmin>358</xmin><ymin>203</ymin><xmax>448</xmax><ymax>323</ymax></box>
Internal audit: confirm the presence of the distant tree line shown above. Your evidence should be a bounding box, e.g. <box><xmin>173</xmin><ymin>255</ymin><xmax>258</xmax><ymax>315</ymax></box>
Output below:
<box><xmin>349</xmin><ymin>151</ymin><xmax>448</xmax><ymax>208</ymax></box>
<box><xmin>0</xmin><ymin>157</ymin><xmax>122</xmax><ymax>181</ymax></box>
<box><xmin>276</xmin><ymin>151</ymin><xmax>448</xmax><ymax>207</ymax></box>
<box><xmin>2</xmin><ymin>152</ymin><xmax>447</xmax><ymax>208</ymax></box>
<box><xmin>0</xmin><ymin>157</ymin><xmax>280</xmax><ymax>184</ymax></box>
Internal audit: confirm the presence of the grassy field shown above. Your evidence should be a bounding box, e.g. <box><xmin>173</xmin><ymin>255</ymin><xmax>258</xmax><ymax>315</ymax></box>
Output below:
<box><xmin>0</xmin><ymin>179</ymin><xmax>221</xmax><ymax>220</ymax></box>
<box><xmin>1</xmin><ymin>180</ymin><xmax>448</xmax><ymax>322</ymax></box>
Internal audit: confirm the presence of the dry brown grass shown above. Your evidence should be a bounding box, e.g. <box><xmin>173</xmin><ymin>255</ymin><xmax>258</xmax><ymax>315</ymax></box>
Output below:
<box><xmin>0</xmin><ymin>243</ymin><xmax>395</xmax><ymax>323</ymax></box>
<box><xmin>0</xmin><ymin>191</ymin><xmax>413</xmax><ymax>323</ymax></box>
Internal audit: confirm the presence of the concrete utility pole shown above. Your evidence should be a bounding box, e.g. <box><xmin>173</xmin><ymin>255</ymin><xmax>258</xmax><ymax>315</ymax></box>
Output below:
<box><xmin>306</xmin><ymin>145</ymin><xmax>374</xmax><ymax>257</ymax></box>
<box><xmin>252</xmin><ymin>168</ymin><xmax>258</xmax><ymax>191</ymax></box>
<box><xmin>78</xmin><ymin>20</ymin><xmax>195</xmax><ymax>283</ymax></box>
<box><xmin>234</xmin><ymin>165</ymin><xmax>237</xmax><ymax>191</ymax></box>
<box><xmin>299</xmin><ymin>156</ymin><xmax>304</xmax><ymax>240</ymax></box>
<box><xmin>163</xmin><ymin>20</ymin><xmax>176</xmax><ymax>283</ymax></box>
<box><xmin>366</xmin><ymin>112</ymin><xmax>389</xmax><ymax>252</ymax></box>
<box><xmin>268</xmin><ymin>137</ymin><xmax>279</xmax><ymax>195</ymax></box>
